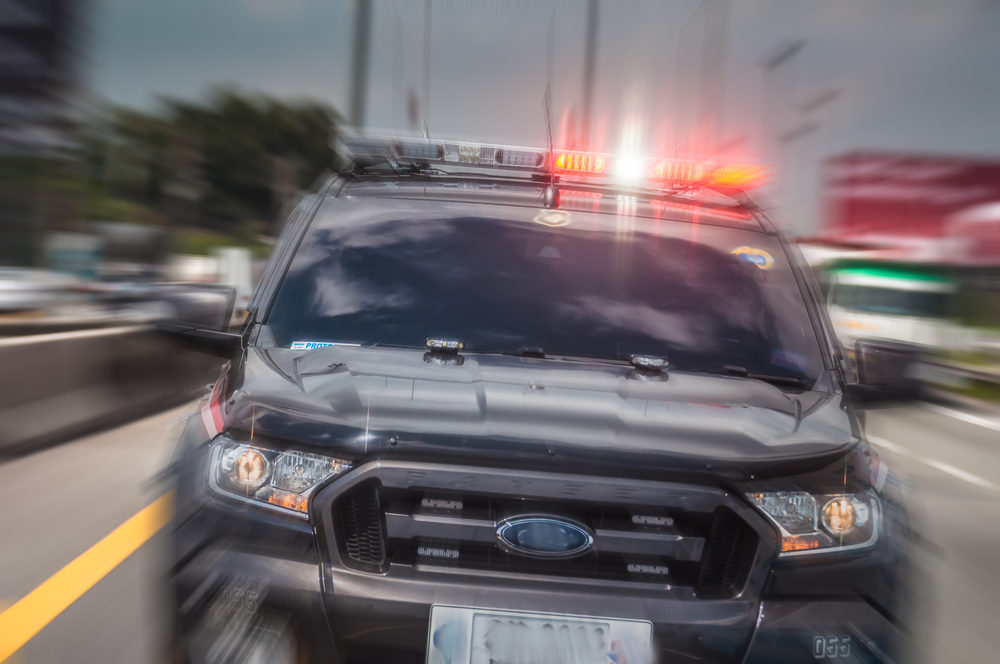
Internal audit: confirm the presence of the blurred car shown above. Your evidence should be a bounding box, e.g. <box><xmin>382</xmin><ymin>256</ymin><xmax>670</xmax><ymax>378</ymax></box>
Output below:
<box><xmin>82</xmin><ymin>280</ymin><xmax>237</xmax><ymax>328</ymax></box>
<box><xmin>163</xmin><ymin>136</ymin><xmax>916</xmax><ymax>664</ymax></box>
<box><xmin>0</xmin><ymin>267</ymin><xmax>81</xmax><ymax>313</ymax></box>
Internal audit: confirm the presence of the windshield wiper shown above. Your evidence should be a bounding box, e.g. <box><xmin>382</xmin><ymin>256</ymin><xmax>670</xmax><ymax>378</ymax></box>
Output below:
<box><xmin>716</xmin><ymin>365</ymin><xmax>812</xmax><ymax>389</ymax></box>
<box><xmin>490</xmin><ymin>347</ymin><xmax>644</xmax><ymax>365</ymax></box>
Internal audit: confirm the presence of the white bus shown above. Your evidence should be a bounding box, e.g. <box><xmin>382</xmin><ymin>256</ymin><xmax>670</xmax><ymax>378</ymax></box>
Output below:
<box><xmin>824</xmin><ymin>263</ymin><xmax>960</xmax><ymax>351</ymax></box>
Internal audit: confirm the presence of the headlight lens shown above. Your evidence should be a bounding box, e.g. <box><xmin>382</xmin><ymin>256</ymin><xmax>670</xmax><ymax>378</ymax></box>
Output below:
<box><xmin>210</xmin><ymin>437</ymin><xmax>352</xmax><ymax>515</ymax></box>
<box><xmin>822</xmin><ymin>496</ymin><xmax>857</xmax><ymax>535</ymax></box>
<box><xmin>748</xmin><ymin>490</ymin><xmax>880</xmax><ymax>556</ymax></box>
<box><xmin>223</xmin><ymin>447</ymin><xmax>270</xmax><ymax>492</ymax></box>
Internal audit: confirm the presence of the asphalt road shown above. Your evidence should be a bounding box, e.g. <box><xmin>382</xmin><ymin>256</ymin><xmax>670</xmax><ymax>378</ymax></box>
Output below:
<box><xmin>0</xmin><ymin>401</ymin><xmax>998</xmax><ymax>663</ymax></box>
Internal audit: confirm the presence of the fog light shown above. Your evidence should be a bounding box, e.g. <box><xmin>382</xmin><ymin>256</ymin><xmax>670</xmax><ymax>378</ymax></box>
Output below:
<box><xmin>821</xmin><ymin>497</ymin><xmax>856</xmax><ymax>536</ymax></box>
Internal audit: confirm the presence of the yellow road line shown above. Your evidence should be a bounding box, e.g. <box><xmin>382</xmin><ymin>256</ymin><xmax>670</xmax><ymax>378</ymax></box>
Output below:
<box><xmin>0</xmin><ymin>492</ymin><xmax>174</xmax><ymax>662</ymax></box>
<box><xmin>0</xmin><ymin>604</ymin><xmax>16</xmax><ymax>664</ymax></box>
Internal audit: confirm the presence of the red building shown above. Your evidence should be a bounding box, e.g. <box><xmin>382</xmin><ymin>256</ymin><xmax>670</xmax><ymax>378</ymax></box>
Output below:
<box><xmin>820</xmin><ymin>151</ymin><xmax>1000</xmax><ymax>266</ymax></box>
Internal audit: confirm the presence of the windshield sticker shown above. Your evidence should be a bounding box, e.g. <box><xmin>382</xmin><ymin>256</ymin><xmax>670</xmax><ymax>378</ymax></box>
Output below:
<box><xmin>731</xmin><ymin>246</ymin><xmax>774</xmax><ymax>270</ymax></box>
<box><xmin>290</xmin><ymin>341</ymin><xmax>362</xmax><ymax>350</ymax></box>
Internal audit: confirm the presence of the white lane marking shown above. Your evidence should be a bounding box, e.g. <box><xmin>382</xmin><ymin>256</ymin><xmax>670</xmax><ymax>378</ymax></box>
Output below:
<box><xmin>867</xmin><ymin>435</ymin><xmax>909</xmax><ymax>456</ymax></box>
<box><xmin>867</xmin><ymin>435</ymin><xmax>999</xmax><ymax>492</ymax></box>
<box><xmin>0</xmin><ymin>325</ymin><xmax>140</xmax><ymax>347</ymax></box>
<box><xmin>925</xmin><ymin>403</ymin><xmax>1000</xmax><ymax>433</ymax></box>
<box><xmin>922</xmin><ymin>459</ymin><xmax>1000</xmax><ymax>491</ymax></box>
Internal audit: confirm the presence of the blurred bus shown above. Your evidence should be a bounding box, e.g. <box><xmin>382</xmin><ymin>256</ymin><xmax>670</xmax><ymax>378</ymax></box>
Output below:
<box><xmin>824</xmin><ymin>262</ymin><xmax>960</xmax><ymax>351</ymax></box>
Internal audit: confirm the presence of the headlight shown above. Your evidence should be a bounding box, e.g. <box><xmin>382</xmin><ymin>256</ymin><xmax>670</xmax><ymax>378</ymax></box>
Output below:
<box><xmin>209</xmin><ymin>436</ymin><xmax>352</xmax><ymax>516</ymax></box>
<box><xmin>747</xmin><ymin>489</ymin><xmax>880</xmax><ymax>557</ymax></box>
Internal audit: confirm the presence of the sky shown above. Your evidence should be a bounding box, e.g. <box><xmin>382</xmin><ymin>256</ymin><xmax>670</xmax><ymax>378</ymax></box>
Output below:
<box><xmin>84</xmin><ymin>0</ymin><xmax>1000</xmax><ymax>233</ymax></box>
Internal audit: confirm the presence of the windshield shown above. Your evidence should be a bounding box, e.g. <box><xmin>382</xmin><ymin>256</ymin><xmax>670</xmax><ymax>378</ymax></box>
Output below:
<box><xmin>266</xmin><ymin>201</ymin><xmax>824</xmax><ymax>381</ymax></box>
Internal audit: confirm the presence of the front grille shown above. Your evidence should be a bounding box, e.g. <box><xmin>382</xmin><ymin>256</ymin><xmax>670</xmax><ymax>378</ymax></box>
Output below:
<box><xmin>324</xmin><ymin>463</ymin><xmax>767</xmax><ymax>598</ymax></box>
<box><xmin>695</xmin><ymin>507</ymin><xmax>758</xmax><ymax>598</ymax></box>
<box><xmin>336</xmin><ymin>481</ymin><xmax>388</xmax><ymax>572</ymax></box>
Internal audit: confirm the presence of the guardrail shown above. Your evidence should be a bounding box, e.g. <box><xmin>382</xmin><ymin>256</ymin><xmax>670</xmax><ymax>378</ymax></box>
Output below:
<box><xmin>917</xmin><ymin>357</ymin><xmax>1000</xmax><ymax>412</ymax></box>
<box><xmin>923</xmin><ymin>358</ymin><xmax>1000</xmax><ymax>385</ymax></box>
<box><xmin>0</xmin><ymin>315</ymin><xmax>143</xmax><ymax>337</ymax></box>
<box><xmin>0</xmin><ymin>326</ymin><xmax>222</xmax><ymax>454</ymax></box>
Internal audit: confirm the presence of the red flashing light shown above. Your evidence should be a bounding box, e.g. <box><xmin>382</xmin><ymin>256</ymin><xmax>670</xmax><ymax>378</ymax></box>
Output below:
<box><xmin>554</xmin><ymin>151</ymin><xmax>607</xmax><ymax>174</ymax></box>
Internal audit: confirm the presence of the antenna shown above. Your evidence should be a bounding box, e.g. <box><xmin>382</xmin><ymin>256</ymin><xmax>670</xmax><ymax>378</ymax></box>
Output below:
<box><xmin>544</xmin><ymin>6</ymin><xmax>556</xmax><ymax>162</ymax></box>
<box><xmin>542</xmin><ymin>6</ymin><xmax>560</xmax><ymax>208</ymax></box>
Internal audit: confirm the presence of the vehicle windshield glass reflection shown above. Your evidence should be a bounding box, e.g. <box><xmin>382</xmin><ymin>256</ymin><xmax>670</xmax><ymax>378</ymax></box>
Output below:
<box><xmin>267</xmin><ymin>213</ymin><xmax>822</xmax><ymax>382</ymax></box>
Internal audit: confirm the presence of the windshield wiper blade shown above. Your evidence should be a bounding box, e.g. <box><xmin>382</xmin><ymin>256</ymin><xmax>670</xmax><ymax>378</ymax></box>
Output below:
<box><xmin>717</xmin><ymin>365</ymin><xmax>811</xmax><ymax>388</ymax></box>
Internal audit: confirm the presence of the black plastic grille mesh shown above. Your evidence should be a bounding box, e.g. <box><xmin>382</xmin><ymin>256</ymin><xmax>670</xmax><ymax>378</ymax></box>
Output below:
<box><xmin>696</xmin><ymin>507</ymin><xmax>758</xmax><ymax>598</ymax></box>
<box><xmin>337</xmin><ymin>482</ymin><xmax>388</xmax><ymax>572</ymax></box>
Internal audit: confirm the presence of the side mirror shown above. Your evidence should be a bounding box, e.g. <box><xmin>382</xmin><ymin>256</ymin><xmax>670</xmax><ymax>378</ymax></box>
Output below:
<box><xmin>152</xmin><ymin>284</ymin><xmax>244</xmax><ymax>358</ymax></box>
<box><xmin>846</xmin><ymin>338</ymin><xmax>924</xmax><ymax>406</ymax></box>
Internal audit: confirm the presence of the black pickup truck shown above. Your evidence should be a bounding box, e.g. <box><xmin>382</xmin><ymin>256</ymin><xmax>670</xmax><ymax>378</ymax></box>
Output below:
<box><xmin>162</xmin><ymin>137</ymin><xmax>915</xmax><ymax>664</ymax></box>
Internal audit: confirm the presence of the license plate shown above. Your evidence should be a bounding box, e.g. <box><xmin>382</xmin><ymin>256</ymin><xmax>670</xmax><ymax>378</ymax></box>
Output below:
<box><xmin>426</xmin><ymin>605</ymin><xmax>652</xmax><ymax>664</ymax></box>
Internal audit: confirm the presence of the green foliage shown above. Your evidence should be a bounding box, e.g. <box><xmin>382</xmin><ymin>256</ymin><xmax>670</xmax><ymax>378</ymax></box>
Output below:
<box><xmin>171</xmin><ymin>227</ymin><xmax>271</xmax><ymax>258</ymax></box>
<box><xmin>946</xmin><ymin>379</ymin><xmax>1000</xmax><ymax>404</ymax></box>
<box><xmin>84</xmin><ymin>88</ymin><xmax>340</xmax><ymax>235</ymax></box>
<box><xmin>83</xmin><ymin>195</ymin><xmax>161</xmax><ymax>226</ymax></box>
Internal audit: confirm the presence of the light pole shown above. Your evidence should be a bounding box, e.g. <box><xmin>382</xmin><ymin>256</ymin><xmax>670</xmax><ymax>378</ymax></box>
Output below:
<box><xmin>349</xmin><ymin>0</ymin><xmax>373</xmax><ymax>127</ymax></box>
<box><xmin>422</xmin><ymin>0</ymin><xmax>432</xmax><ymax>137</ymax></box>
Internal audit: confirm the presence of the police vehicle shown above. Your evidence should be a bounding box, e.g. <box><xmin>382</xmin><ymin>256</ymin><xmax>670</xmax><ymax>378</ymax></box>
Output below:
<box><xmin>162</xmin><ymin>134</ymin><xmax>916</xmax><ymax>663</ymax></box>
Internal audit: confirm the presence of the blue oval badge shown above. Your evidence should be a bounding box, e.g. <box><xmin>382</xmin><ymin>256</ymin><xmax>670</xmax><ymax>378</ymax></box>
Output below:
<box><xmin>730</xmin><ymin>246</ymin><xmax>775</xmax><ymax>270</ymax></box>
<box><xmin>496</xmin><ymin>515</ymin><xmax>594</xmax><ymax>559</ymax></box>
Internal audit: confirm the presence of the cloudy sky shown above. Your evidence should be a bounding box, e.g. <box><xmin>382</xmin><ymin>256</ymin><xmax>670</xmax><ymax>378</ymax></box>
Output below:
<box><xmin>85</xmin><ymin>0</ymin><xmax>1000</xmax><ymax>232</ymax></box>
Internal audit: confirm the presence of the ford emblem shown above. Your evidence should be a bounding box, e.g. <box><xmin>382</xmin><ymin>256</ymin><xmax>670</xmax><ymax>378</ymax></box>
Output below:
<box><xmin>495</xmin><ymin>515</ymin><xmax>594</xmax><ymax>559</ymax></box>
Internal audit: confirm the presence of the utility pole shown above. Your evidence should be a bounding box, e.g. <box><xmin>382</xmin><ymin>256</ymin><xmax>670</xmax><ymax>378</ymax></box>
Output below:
<box><xmin>392</xmin><ymin>2</ymin><xmax>403</xmax><ymax>130</ymax></box>
<box><xmin>581</xmin><ymin>0</ymin><xmax>598</xmax><ymax>147</ymax></box>
<box><xmin>422</xmin><ymin>0</ymin><xmax>432</xmax><ymax>137</ymax></box>
<box><xmin>349</xmin><ymin>0</ymin><xmax>373</xmax><ymax>127</ymax></box>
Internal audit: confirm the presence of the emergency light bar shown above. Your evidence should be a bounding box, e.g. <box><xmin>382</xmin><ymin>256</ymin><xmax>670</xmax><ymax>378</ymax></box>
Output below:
<box><xmin>340</xmin><ymin>134</ymin><xmax>767</xmax><ymax>190</ymax></box>
<box><xmin>343</xmin><ymin>136</ymin><xmax>547</xmax><ymax>171</ymax></box>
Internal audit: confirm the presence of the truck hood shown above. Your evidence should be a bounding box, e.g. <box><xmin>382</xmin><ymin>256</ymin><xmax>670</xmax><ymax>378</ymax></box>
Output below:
<box><xmin>222</xmin><ymin>347</ymin><xmax>856</xmax><ymax>476</ymax></box>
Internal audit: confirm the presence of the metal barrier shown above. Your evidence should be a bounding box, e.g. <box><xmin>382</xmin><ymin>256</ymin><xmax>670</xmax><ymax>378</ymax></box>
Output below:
<box><xmin>922</xmin><ymin>358</ymin><xmax>1000</xmax><ymax>385</ymax></box>
<box><xmin>0</xmin><ymin>326</ymin><xmax>222</xmax><ymax>454</ymax></box>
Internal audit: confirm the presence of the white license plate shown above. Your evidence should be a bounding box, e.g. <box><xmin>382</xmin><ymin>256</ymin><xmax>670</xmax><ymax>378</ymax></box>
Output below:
<box><xmin>426</xmin><ymin>605</ymin><xmax>652</xmax><ymax>664</ymax></box>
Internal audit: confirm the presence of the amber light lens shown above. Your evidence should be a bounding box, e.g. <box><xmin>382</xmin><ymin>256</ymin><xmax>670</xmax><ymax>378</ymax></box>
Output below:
<box><xmin>267</xmin><ymin>490</ymin><xmax>309</xmax><ymax>513</ymax></box>
<box><xmin>781</xmin><ymin>535</ymin><xmax>823</xmax><ymax>553</ymax></box>
<box><xmin>822</xmin><ymin>497</ymin><xmax>857</xmax><ymax>536</ymax></box>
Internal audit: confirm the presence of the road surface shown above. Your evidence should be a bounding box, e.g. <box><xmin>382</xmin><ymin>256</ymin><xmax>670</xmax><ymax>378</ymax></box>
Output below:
<box><xmin>0</xmin><ymin>401</ymin><xmax>998</xmax><ymax>662</ymax></box>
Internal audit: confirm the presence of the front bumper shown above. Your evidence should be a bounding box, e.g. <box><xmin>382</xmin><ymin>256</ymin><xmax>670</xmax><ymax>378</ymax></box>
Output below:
<box><xmin>170</xmin><ymin>503</ymin><xmax>910</xmax><ymax>664</ymax></box>
<box><xmin>172</xmin><ymin>546</ymin><xmax>908</xmax><ymax>664</ymax></box>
